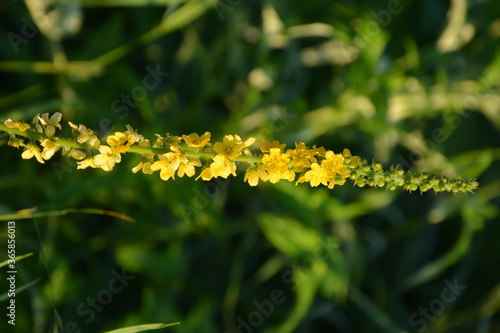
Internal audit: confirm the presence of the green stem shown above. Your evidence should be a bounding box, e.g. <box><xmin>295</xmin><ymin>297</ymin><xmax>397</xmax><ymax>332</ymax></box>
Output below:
<box><xmin>0</xmin><ymin>123</ymin><xmax>478</xmax><ymax>193</ymax></box>
<box><xmin>0</xmin><ymin>208</ymin><xmax>135</xmax><ymax>223</ymax></box>
<box><xmin>93</xmin><ymin>0</ymin><xmax>215</xmax><ymax>66</ymax></box>
<box><xmin>0</xmin><ymin>61</ymin><xmax>103</xmax><ymax>77</ymax></box>
<box><xmin>0</xmin><ymin>123</ymin><xmax>262</xmax><ymax>163</ymax></box>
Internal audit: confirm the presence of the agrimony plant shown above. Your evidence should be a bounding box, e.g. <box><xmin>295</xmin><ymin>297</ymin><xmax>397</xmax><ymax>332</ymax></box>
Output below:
<box><xmin>1</xmin><ymin>113</ymin><xmax>478</xmax><ymax>194</ymax></box>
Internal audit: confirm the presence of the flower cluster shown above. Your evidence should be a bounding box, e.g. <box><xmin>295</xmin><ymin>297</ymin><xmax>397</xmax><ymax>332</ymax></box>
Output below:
<box><xmin>4</xmin><ymin>113</ymin><xmax>63</xmax><ymax>164</ymax></box>
<box><xmin>0</xmin><ymin>113</ymin><xmax>478</xmax><ymax>194</ymax></box>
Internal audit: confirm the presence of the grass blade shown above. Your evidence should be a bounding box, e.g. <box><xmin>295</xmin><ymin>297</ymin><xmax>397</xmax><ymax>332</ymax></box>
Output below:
<box><xmin>0</xmin><ymin>208</ymin><xmax>135</xmax><ymax>223</ymax></box>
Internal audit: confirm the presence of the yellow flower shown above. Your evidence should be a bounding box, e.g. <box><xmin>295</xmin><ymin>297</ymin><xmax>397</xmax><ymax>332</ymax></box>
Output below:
<box><xmin>154</xmin><ymin>134</ymin><xmax>181</xmax><ymax>147</ymax></box>
<box><xmin>260</xmin><ymin>140</ymin><xmax>286</xmax><ymax>153</ymax></box>
<box><xmin>8</xmin><ymin>136</ymin><xmax>25</xmax><ymax>148</ymax></box>
<box><xmin>178</xmin><ymin>158</ymin><xmax>202</xmax><ymax>177</ymax></box>
<box><xmin>168</xmin><ymin>145</ymin><xmax>186</xmax><ymax>170</ymax></box>
<box><xmin>197</xmin><ymin>167</ymin><xmax>213</xmax><ymax>181</ymax></box>
<box><xmin>183</xmin><ymin>132</ymin><xmax>211</xmax><ymax>148</ymax></box>
<box><xmin>262</xmin><ymin>148</ymin><xmax>295</xmax><ymax>183</ymax></box>
<box><xmin>322</xmin><ymin>151</ymin><xmax>346</xmax><ymax>174</ymax></box>
<box><xmin>342</xmin><ymin>148</ymin><xmax>360</xmax><ymax>167</ymax></box>
<box><xmin>287</xmin><ymin>142</ymin><xmax>317</xmax><ymax>172</ymax></box>
<box><xmin>213</xmin><ymin>135</ymin><xmax>255</xmax><ymax>160</ymax></box>
<box><xmin>321</xmin><ymin>151</ymin><xmax>348</xmax><ymax>189</ymax></box>
<box><xmin>196</xmin><ymin>155</ymin><xmax>236</xmax><ymax>180</ymax></box>
<box><xmin>150</xmin><ymin>145</ymin><xmax>199</xmax><ymax>179</ymax></box>
<box><xmin>69</xmin><ymin>122</ymin><xmax>100</xmax><ymax>148</ymax></box>
<box><xmin>301</xmin><ymin>163</ymin><xmax>328</xmax><ymax>187</ymax></box>
<box><xmin>33</xmin><ymin>113</ymin><xmax>43</xmax><ymax>133</ymax></box>
<box><xmin>150</xmin><ymin>155</ymin><xmax>176</xmax><ymax>181</ymax></box>
<box><xmin>154</xmin><ymin>134</ymin><xmax>165</xmax><ymax>147</ymax></box>
<box><xmin>40</xmin><ymin>139</ymin><xmax>58</xmax><ymax>160</ymax></box>
<box><xmin>125</xmin><ymin>125</ymin><xmax>144</xmax><ymax>143</ymax></box>
<box><xmin>106</xmin><ymin>132</ymin><xmax>134</xmax><ymax>154</ymax></box>
<box><xmin>70</xmin><ymin>149</ymin><xmax>86</xmax><ymax>160</ymax></box>
<box><xmin>295</xmin><ymin>150</ymin><xmax>348</xmax><ymax>188</ymax></box>
<box><xmin>21</xmin><ymin>144</ymin><xmax>45</xmax><ymax>164</ymax></box>
<box><xmin>211</xmin><ymin>155</ymin><xmax>237</xmax><ymax>178</ymax></box>
<box><xmin>38</xmin><ymin>112</ymin><xmax>62</xmax><ymax>137</ymax></box>
<box><xmin>4</xmin><ymin>119</ymin><xmax>30</xmax><ymax>132</ymax></box>
<box><xmin>312</xmin><ymin>145</ymin><xmax>327</xmax><ymax>157</ymax></box>
<box><xmin>244</xmin><ymin>165</ymin><xmax>269</xmax><ymax>186</ymax></box>
<box><xmin>93</xmin><ymin>146</ymin><xmax>121</xmax><ymax>171</ymax></box>
<box><xmin>132</xmin><ymin>161</ymin><xmax>154</xmax><ymax>174</ymax></box>
<box><xmin>77</xmin><ymin>158</ymin><xmax>97</xmax><ymax>169</ymax></box>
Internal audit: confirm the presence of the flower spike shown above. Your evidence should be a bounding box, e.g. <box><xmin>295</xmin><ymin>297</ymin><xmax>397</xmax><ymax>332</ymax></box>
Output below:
<box><xmin>0</xmin><ymin>113</ymin><xmax>478</xmax><ymax>194</ymax></box>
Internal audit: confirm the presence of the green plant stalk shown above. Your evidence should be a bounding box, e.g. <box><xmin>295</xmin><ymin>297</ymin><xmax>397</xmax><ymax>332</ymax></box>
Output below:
<box><xmin>92</xmin><ymin>0</ymin><xmax>217</xmax><ymax>66</ymax></box>
<box><xmin>0</xmin><ymin>207</ymin><xmax>135</xmax><ymax>223</ymax></box>
<box><xmin>0</xmin><ymin>123</ymin><xmax>262</xmax><ymax>163</ymax></box>
<box><xmin>0</xmin><ymin>123</ymin><xmax>478</xmax><ymax>193</ymax></box>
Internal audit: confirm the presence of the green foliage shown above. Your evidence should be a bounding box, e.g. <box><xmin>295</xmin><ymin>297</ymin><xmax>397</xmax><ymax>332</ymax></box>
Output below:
<box><xmin>1</xmin><ymin>0</ymin><xmax>499</xmax><ymax>332</ymax></box>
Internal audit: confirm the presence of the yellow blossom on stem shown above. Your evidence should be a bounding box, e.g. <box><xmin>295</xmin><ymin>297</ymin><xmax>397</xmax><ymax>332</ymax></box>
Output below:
<box><xmin>153</xmin><ymin>144</ymin><xmax>202</xmax><ymax>178</ymax></box>
<box><xmin>33</xmin><ymin>114</ymin><xmax>43</xmax><ymax>133</ymax></box>
<box><xmin>260</xmin><ymin>140</ymin><xmax>286</xmax><ymax>153</ymax></box>
<box><xmin>21</xmin><ymin>144</ymin><xmax>45</xmax><ymax>164</ymax></box>
<box><xmin>183</xmin><ymin>132</ymin><xmax>211</xmax><ymax>148</ymax></box>
<box><xmin>132</xmin><ymin>161</ymin><xmax>154</xmax><ymax>174</ymax></box>
<box><xmin>178</xmin><ymin>158</ymin><xmax>202</xmax><ymax>177</ymax></box>
<box><xmin>40</xmin><ymin>139</ymin><xmax>58</xmax><ymax>160</ymax></box>
<box><xmin>154</xmin><ymin>134</ymin><xmax>181</xmax><ymax>148</ymax></box>
<box><xmin>4</xmin><ymin>119</ymin><xmax>30</xmax><ymax>132</ymax></box>
<box><xmin>312</xmin><ymin>145</ymin><xmax>327</xmax><ymax>157</ymax></box>
<box><xmin>69</xmin><ymin>122</ymin><xmax>100</xmax><ymax>148</ymax></box>
<box><xmin>149</xmin><ymin>144</ymin><xmax>189</xmax><ymax>180</ymax></box>
<box><xmin>70</xmin><ymin>149</ymin><xmax>86</xmax><ymax>160</ymax></box>
<box><xmin>77</xmin><ymin>157</ymin><xmax>97</xmax><ymax>170</ymax></box>
<box><xmin>244</xmin><ymin>165</ymin><xmax>269</xmax><ymax>186</ymax></box>
<box><xmin>124</xmin><ymin>125</ymin><xmax>144</xmax><ymax>143</ymax></box>
<box><xmin>0</xmin><ymin>114</ymin><xmax>479</xmax><ymax>194</ymax></box>
<box><xmin>197</xmin><ymin>167</ymin><xmax>213</xmax><ymax>181</ymax></box>
<box><xmin>93</xmin><ymin>146</ymin><xmax>121</xmax><ymax>171</ymax></box>
<box><xmin>150</xmin><ymin>154</ymin><xmax>176</xmax><ymax>181</ymax></box>
<box><xmin>300</xmin><ymin>163</ymin><xmax>328</xmax><ymax>187</ymax></box>
<box><xmin>322</xmin><ymin>151</ymin><xmax>347</xmax><ymax>173</ymax></box>
<box><xmin>37</xmin><ymin>112</ymin><xmax>62</xmax><ymax>137</ymax></box>
<box><xmin>213</xmin><ymin>134</ymin><xmax>254</xmax><ymax>160</ymax></box>
<box><xmin>106</xmin><ymin>132</ymin><xmax>134</xmax><ymax>154</ymax></box>
<box><xmin>287</xmin><ymin>142</ymin><xmax>317</xmax><ymax>172</ymax></box>
<box><xmin>320</xmin><ymin>151</ymin><xmax>348</xmax><ymax>189</ymax></box>
<box><xmin>166</xmin><ymin>145</ymin><xmax>186</xmax><ymax>171</ymax></box>
<box><xmin>197</xmin><ymin>155</ymin><xmax>236</xmax><ymax>180</ymax></box>
<box><xmin>342</xmin><ymin>148</ymin><xmax>360</xmax><ymax>167</ymax></box>
<box><xmin>8</xmin><ymin>136</ymin><xmax>25</xmax><ymax>148</ymax></box>
<box><xmin>210</xmin><ymin>155</ymin><xmax>237</xmax><ymax>178</ymax></box>
<box><xmin>262</xmin><ymin>148</ymin><xmax>295</xmax><ymax>183</ymax></box>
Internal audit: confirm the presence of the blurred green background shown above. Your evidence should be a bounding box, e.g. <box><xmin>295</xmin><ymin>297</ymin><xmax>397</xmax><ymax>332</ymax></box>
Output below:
<box><xmin>0</xmin><ymin>0</ymin><xmax>499</xmax><ymax>332</ymax></box>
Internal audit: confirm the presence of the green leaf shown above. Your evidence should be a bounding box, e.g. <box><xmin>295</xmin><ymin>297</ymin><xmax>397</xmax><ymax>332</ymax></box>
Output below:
<box><xmin>349</xmin><ymin>287</ymin><xmax>403</xmax><ymax>333</ymax></box>
<box><xmin>257</xmin><ymin>213</ymin><xmax>319</xmax><ymax>259</ymax></box>
<box><xmin>450</xmin><ymin>149</ymin><xmax>493</xmax><ymax>178</ymax></box>
<box><xmin>0</xmin><ymin>208</ymin><xmax>135</xmax><ymax>223</ymax></box>
<box><xmin>273</xmin><ymin>271</ymin><xmax>319</xmax><ymax>333</ymax></box>
<box><xmin>0</xmin><ymin>253</ymin><xmax>34</xmax><ymax>268</ymax></box>
<box><xmin>102</xmin><ymin>322</ymin><xmax>181</xmax><ymax>333</ymax></box>
<box><xmin>82</xmin><ymin>0</ymin><xmax>187</xmax><ymax>6</ymax></box>
<box><xmin>0</xmin><ymin>279</ymin><xmax>40</xmax><ymax>302</ymax></box>
<box><xmin>400</xmin><ymin>201</ymin><xmax>479</xmax><ymax>291</ymax></box>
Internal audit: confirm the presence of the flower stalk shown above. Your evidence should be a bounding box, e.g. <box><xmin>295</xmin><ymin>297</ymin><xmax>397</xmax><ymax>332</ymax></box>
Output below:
<box><xmin>1</xmin><ymin>113</ymin><xmax>478</xmax><ymax>194</ymax></box>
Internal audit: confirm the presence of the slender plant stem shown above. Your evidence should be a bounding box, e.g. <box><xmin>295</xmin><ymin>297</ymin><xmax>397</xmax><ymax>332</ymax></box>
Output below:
<box><xmin>0</xmin><ymin>123</ymin><xmax>262</xmax><ymax>163</ymax></box>
<box><xmin>0</xmin><ymin>207</ymin><xmax>135</xmax><ymax>223</ymax></box>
